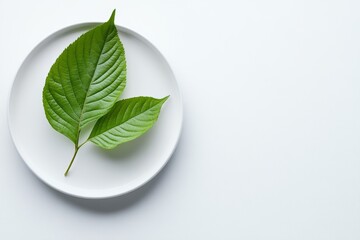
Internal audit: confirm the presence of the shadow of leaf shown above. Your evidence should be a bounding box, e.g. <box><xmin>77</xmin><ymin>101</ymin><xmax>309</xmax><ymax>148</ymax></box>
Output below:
<box><xmin>43</xmin><ymin>127</ymin><xmax>185</xmax><ymax>214</ymax></box>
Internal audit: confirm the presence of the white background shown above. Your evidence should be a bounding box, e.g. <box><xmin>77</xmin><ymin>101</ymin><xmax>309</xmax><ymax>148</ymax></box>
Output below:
<box><xmin>1</xmin><ymin>0</ymin><xmax>360</xmax><ymax>239</ymax></box>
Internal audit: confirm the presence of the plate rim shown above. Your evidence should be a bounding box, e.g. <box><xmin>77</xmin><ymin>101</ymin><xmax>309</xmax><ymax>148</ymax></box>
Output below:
<box><xmin>7</xmin><ymin>22</ymin><xmax>183</xmax><ymax>199</ymax></box>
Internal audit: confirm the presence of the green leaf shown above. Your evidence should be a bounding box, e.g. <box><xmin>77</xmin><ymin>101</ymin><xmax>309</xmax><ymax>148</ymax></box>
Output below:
<box><xmin>42</xmin><ymin>10</ymin><xmax>126</xmax><ymax>144</ymax></box>
<box><xmin>88</xmin><ymin>96</ymin><xmax>169</xmax><ymax>149</ymax></box>
<box><xmin>41</xmin><ymin>10</ymin><xmax>169</xmax><ymax>176</ymax></box>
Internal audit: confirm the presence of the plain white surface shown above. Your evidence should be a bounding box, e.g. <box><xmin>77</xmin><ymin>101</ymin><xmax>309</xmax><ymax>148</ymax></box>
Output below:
<box><xmin>1</xmin><ymin>0</ymin><xmax>360</xmax><ymax>239</ymax></box>
<box><xmin>8</xmin><ymin>23</ymin><xmax>182</xmax><ymax>198</ymax></box>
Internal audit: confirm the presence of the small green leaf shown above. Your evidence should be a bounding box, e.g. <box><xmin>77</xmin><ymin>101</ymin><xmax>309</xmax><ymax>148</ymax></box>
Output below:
<box><xmin>42</xmin><ymin>10</ymin><xmax>126</xmax><ymax>144</ymax></box>
<box><xmin>88</xmin><ymin>96</ymin><xmax>169</xmax><ymax>149</ymax></box>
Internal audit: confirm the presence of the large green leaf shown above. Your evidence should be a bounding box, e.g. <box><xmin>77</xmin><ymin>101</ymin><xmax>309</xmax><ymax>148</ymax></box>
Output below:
<box><xmin>88</xmin><ymin>96</ymin><xmax>169</xmax><ymax>149</ymax></box>
<box><xmin>42</xmin><ymin>10</ymin><xmax>126</xmax><ymax>144</ymax></box>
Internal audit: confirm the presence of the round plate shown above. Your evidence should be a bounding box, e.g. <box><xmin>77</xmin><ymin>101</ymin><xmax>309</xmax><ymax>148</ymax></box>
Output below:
<box><xmin>8</xmin><ymin>23</ymin><xmax>183</xmax><ymax>199</ymax></box>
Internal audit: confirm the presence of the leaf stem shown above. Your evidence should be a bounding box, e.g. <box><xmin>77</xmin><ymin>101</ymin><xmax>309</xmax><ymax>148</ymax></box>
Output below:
<box><xmin>64</xmin><ymin>145</ymin><xmax>80</xmax><ymax>176</ymax></box>
<box><xmin>64</xmin><ymin>139</ymin><xmax>90</xmax><ymax>176</ymax></box>
<box><xmin>78</xmin><ymin>140</ymin><xmax>88</xmax><ymax>149</ymax></box>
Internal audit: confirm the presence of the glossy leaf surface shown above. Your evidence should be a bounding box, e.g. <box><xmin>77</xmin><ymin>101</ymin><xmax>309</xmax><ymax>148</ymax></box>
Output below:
<box><xmin>43</xmin><ymin>10</ymin><xmax>126</xmax><ymax>143</ymax></box>
<box><xmin>88</xmin><ymin>96</ymin><xmax>169</xmax><ymax>149</ymax></box>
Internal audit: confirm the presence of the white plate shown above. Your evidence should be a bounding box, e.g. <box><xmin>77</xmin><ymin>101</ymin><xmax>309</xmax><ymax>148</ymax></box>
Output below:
<box><xmin>8</xmin><ymin>23</ymin><xmax>183</xmax><ymax>199</ymax></box>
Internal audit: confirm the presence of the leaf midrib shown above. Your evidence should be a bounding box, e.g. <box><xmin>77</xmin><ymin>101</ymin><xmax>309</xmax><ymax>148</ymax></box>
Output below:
<box><xmin>76</xmin><ymin>23</ymin><xmax>113</xmax><ymax>135</ymax></box>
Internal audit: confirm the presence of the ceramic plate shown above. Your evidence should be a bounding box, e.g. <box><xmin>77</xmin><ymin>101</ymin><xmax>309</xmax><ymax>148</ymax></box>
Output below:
<box><xmin>8</xmin><ymin>23</ymin><xmax>182</xmax><ymax>199</ymax></box>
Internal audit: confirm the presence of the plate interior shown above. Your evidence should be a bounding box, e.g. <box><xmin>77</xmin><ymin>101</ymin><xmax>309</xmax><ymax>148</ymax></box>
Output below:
<box><xmin>8</xmin><ymin>23</ymin><xmax>182</xmax><ymax>198</ymax></box>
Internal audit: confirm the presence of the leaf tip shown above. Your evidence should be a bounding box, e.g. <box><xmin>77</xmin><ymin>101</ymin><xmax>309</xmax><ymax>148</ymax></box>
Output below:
<box><xmin>109</xmin><ymin>9</ymin><xmax>116</xmax><ymax>24</ymax></box>
<box><xmin>162</xmin><ymin>95</ymin><xmax>170</xmax><ymax>102</ymax></box>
